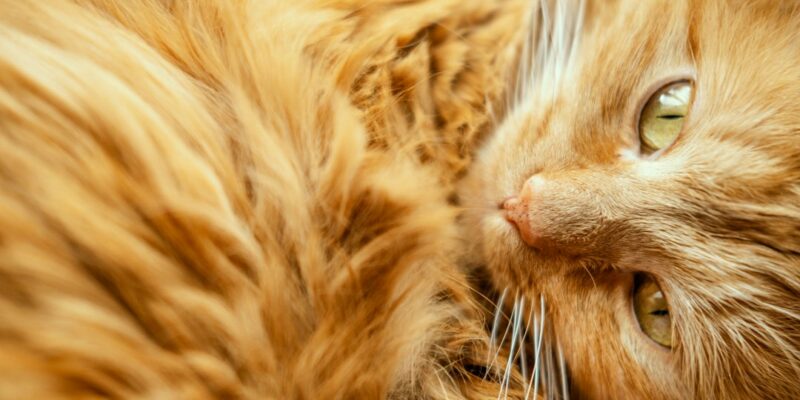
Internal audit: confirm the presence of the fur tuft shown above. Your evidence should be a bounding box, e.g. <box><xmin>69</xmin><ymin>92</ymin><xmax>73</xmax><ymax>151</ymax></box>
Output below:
<box><xmin>0</xmin><ymin>0</ymin><xmax>528</xmax><ymax>398</ymax></box>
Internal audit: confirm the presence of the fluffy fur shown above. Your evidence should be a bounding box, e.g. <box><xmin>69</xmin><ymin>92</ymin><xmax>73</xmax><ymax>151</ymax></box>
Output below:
<box><xmin>3</xmin><ymin>0</ymin><xmax>799</xmax><ymax>398</ymax></box>
<box><xmin>0</xmin><ymin>0</ymin><xmax>528</xmax><ymax>398</ymax></box>
<box><xmin>462</xmin><ymin>0</ymin><xmax>800</xmax><ymax>398</ymax></box>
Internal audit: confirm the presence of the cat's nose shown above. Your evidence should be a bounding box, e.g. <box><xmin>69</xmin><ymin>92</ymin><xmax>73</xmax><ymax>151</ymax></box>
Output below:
<box><xmin>502</xmin><ymin>176</ymin><xmax>546</xmax><ymax>247</ymax></box>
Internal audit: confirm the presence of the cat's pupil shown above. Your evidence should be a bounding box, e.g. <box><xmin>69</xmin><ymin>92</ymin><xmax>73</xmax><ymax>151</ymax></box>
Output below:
<box><xmin>650</xmin><ymin>309</ymin><xmax>669</xmax><ymax>316</ymax></box>
<box><xmin>657</xmin><ymin>114</ymin><xmax>683</xmax><ymax>120</ymax></box>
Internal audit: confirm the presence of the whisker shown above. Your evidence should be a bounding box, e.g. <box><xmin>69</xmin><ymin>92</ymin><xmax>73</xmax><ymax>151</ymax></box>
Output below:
<box><xmin>454</xmin><ymin>205</ymin><xmax>503</xmax><ymax>213</ymax></box>
<box><xmin>496</xmin><ymin>0</ymin><xmax>586</xmax><ymax>396</ymax></box>
<box><xmin>488</xmin><ymin>288</ymin><xmax>509</xmax><ymax>369</ymax></box>
<box><xmin>533</xmin><ymin>295</ymin><xmax>546</xmax><ymax>399</ymax></box>
<box><xmin>546</xmin><ymin>332</ymin><xmax>556</xmax><ymax>400</ymax></box>
<box><xmin>581</xmin><ymin>262</ymin><xmax>597</xmax><ymax>289</ymax></box>
<box><xmin>506</xmin><ymin>293</ymin><xmax>525</xmax><ymax>399</ymax></box>
<box><xmin>518</xmin><ymin>296</ymin><xmax>529</xmax><ymax>384</ymax></box>
<box><xmin>497</xmin><ymin>293</ymin><xmax>520</xmax><ymax>399</ymax></box>
<box><xmin>515</xmin><ymin>0</ymin><xmax>586</xmax><ymax>110</ymax></box>
<box><xmin>489</xmin><ymin>302</ymin><xmax>514</xmax><ymax>376</ymax></box>
<box><xmin>523</xmin><ymin>295</ymin><xmax>541</xmax><ymax>399</ymax></box>
<box><xmin>558</xmin><ymin>341</ymin><xmax>569</xmax><ymax>400</ymax></box>
<box><xmin>435</xmin><ymin>372</ymin><xmax>452</xmax><ymax>400</ymax></box>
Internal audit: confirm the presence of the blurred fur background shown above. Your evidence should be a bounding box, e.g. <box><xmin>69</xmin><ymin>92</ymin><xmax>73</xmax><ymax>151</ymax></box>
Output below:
<box><xmin>0</xmin><ymin>0</ymin><xmax>529</xmax><ymax>398</ymax></box>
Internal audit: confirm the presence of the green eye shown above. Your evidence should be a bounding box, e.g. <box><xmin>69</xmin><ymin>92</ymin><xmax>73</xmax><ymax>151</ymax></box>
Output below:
<box><xmin>633</xmin><ymin>274</ymin><xmax>672</xmax><ymax>348</ymax></box>
<box><xmin>638</xmin><ymin>81</ymin><xmax>692</xmax><ymax>155</ymax></box>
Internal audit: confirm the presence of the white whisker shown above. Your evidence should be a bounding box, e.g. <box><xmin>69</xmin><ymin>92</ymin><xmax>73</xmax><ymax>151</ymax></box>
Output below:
<box><xmin>519</xmin><ymin>297</ymin><xmax>529</xmax><ymax>383</ymax></box>
<box><xmin>533</xmin><ymin>296</ymin><xmax>546</xmax><ymax>399</ymax></box>
<box><xmin>487</xmin><ymin>288</ymin><xmax>512</xmax><ymax>384</ymax></box>
<box><xmin>498</xmin><ymin>0</ymin><xmax>586</xmax><ymax>396</ymax></box>
<box><xmin>523</xmin><ymin>295</ymin><xmax>545</xmax><ymax>399</ymax></box>
<box><xmin>498</xmin><ymin>293</ymin><xmax>521</xmax><ymax>400</ymax></box>
<box><xmin>515</xmin><ymin>0</ymin><xmax>586</xmax><ymax>111</ymax></box>
<box><xmin>436</xmin><ymin>373</ymin><xmax>451</xmax><ymax>400</ymax></box>
<box><xmin>488</xmin><ymin>288</ymin><xmax>509</xmax><ymax>368</ymax></box>
<box><xmin>558</xmin><ymin>341</ymin><xmax>569</xmax><ymax>400</ymax></box>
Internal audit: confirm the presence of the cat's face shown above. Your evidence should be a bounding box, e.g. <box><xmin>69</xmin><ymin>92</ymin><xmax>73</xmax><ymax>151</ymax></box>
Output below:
<box><xmin>460</xmin><ymin>1</ymin><xmax>800</xmax><ymax>398</ymax></box>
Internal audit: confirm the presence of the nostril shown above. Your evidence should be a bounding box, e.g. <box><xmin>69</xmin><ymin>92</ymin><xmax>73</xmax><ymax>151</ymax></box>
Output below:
<box><xmin>501</xmin><ymin>196</ymin><xmax>520</xmax><ymax>211</ymax></box>
<box><xmin>497</xmin><ymin>196</ymin><xmax>516</xmax><ymax>210</ymax></box>
<box><xmin>501</xmin><ymin>196</ymin><xmax>524</xmax><ymax>225</ymax></box>
<box><xmin>500</xmin><ymin>179</ymin><xmax>546</xmax><ymax>248</ymax></box>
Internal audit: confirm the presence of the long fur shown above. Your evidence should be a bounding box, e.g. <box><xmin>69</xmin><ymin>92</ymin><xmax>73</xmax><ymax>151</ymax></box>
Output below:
<box><xmin>0</xmin><ymin>0</ymin><xmax>529</xmax><ymax>398</ymax></box>
<box><xmin>4</xmin><ymin>0</ymin><xmax>797</xmax><ymax>398</ymax></box>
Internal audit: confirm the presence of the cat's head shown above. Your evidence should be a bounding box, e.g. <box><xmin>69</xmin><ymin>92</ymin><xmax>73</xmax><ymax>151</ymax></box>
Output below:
<box><xmin>460</xmin><ymin>0</ymin><xmax>800</xmax><ymax>398</ymax></box>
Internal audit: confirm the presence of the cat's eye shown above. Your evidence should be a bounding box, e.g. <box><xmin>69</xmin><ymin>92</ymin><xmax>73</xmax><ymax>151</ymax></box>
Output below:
<box><xmin>632</xmin><ymin>273</ymin><xmax>672</xmax><ymax>348</ymax></box>
<box><xmin>638</xmin><ymin>81</ymin><xmax>692</xmax><ymax>155</ymax></box>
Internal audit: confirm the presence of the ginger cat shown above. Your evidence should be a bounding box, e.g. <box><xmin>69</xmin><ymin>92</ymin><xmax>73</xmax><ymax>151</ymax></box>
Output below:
<box><xmin>461</xmin><ymin>0</ymin><xmax>800</xmax><ymax>398</ymax></box>
<box><xmin>1</xmin><ymin>0</ymin><xmax>798</xmax><ymax>399</ymax></box>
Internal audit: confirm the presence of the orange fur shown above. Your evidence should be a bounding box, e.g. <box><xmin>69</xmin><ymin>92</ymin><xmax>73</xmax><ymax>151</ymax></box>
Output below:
<box><xmin>462</xmin><ymin>0</ymin><xmax>800</xmax><ymax>398</ymax></box>
<box><xmin>0</xmin><ymin>0</ymin><xmax>527</xmax><ymax>398</ymax></box>
<box><xmin>4</xmin><ymin>0</ymin><xmax>796</xmax><ymax>398</ymax></box>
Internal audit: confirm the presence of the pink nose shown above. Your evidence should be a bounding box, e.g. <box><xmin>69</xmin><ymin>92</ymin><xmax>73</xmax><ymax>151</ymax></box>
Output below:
<box><xmin>502</xmin><ymin>177</ymin><xmax>545</xmax><ymax>247</ymax></box>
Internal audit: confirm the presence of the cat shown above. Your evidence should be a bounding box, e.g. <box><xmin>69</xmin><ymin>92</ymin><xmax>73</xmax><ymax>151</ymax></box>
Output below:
<box><xmin>460</xmin><ymin>0</ymin><xmax>800</xmax><ymax>398</ymax></box>
<box><xmin>0</xmin><ymin>0</ymin><xmax>529</xmax><ymax>398</ymax></box>
<box><xmin>3</xmin><ymin>0</ymin><xmax>797</xmax><ymax>398</ymax></box>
